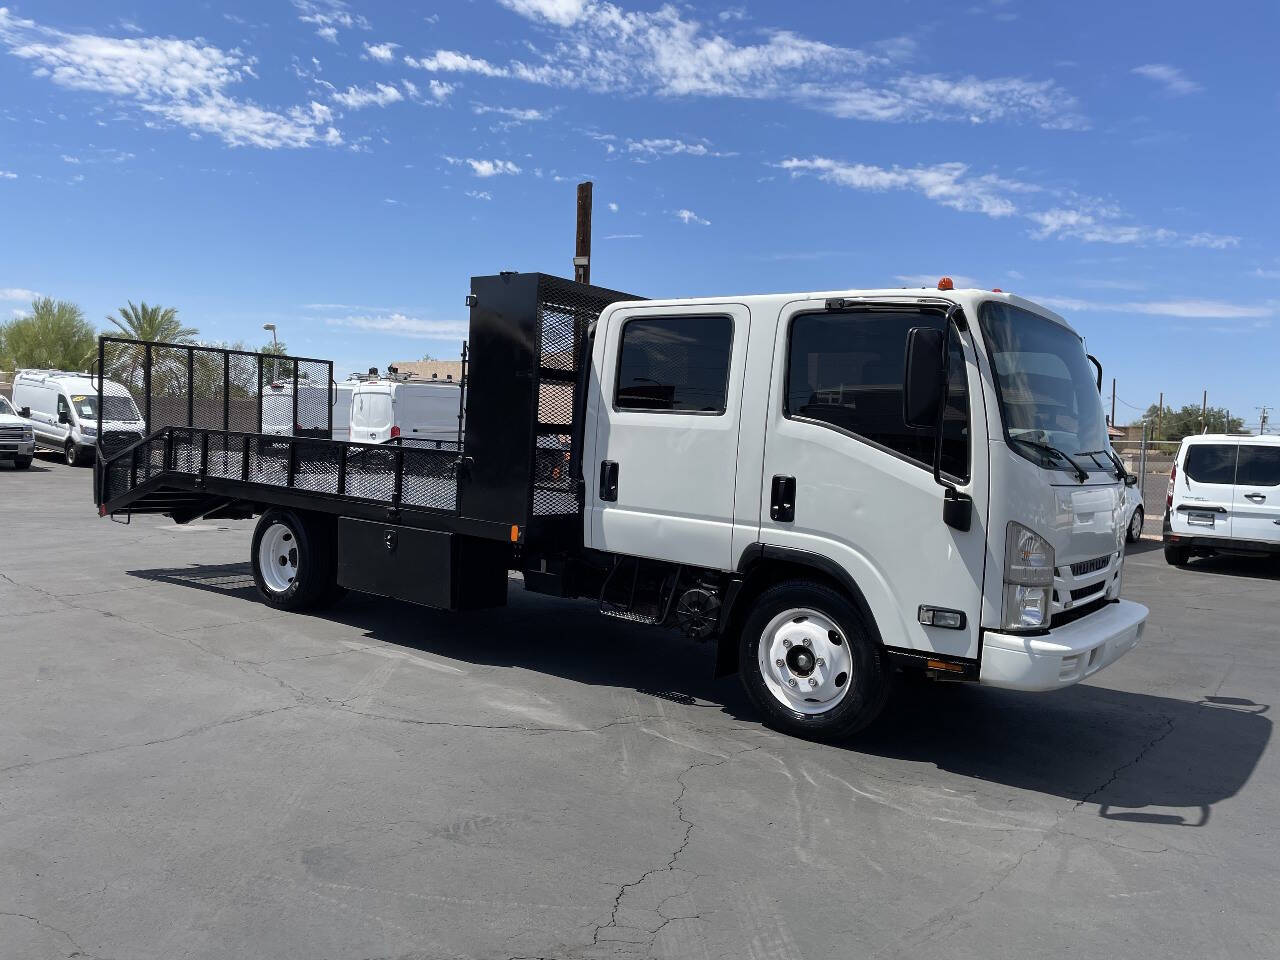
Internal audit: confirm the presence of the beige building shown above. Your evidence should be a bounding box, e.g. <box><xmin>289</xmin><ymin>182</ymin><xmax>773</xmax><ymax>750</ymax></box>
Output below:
<box><xmin>387</xmin><ymin>360</ymin><xmax>464</xmax><ymax>381</ymax></box>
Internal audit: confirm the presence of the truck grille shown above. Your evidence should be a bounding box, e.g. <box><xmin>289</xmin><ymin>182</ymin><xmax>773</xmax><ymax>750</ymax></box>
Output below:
<box><xmin>1070</xmin><ymin>555</ymin><xmax>1110</xmax><ymax>577</ymax></box>
<box><xmin>1070</xmin><ymin>581</ymin><xmax>1107</xmax><ymax>602</ymax></box>
<box><xmin>0</xmin><ymin>426</ymin><xmax>23</xmax><ymax>440</ymax></box>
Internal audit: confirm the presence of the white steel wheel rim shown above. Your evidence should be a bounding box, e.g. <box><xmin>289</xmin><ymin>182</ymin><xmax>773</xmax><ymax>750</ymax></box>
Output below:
<box><xmin>757</xmin><ymin>607</ymin><xmax>854</xmax><ymax>716</ymax></box>
<box><xmin>259</xmin><ymin>522</ymin><xmax>299</xmax><ymax>594</ymax></box>
<box><xmin>1130</xmin><ymin>508</ymin><xmax>1143</xmax><ymax>540</ymax></box>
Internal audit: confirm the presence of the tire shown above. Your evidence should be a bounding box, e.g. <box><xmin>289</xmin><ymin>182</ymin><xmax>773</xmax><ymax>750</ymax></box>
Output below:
<box><xmin>1163</xmin><ymin>544</ymin><xmax>1189</xmax><ymax>567</ymax></box>
<box><xmin>1126</xmin><ymin>506</ymin><xmax>1144</xmax><ymax>544</ymax></box>
<box><xmin>13</xmin><ymin>456</ymin><xmax>32</xmax><ymax>470</ymax></box>
<box><xmin>250</xmin><ymin>509</ymin><xmax>339</xmax><ymax>610</ymax></box>
<box><xmin>65</xmin><ymin>441</ymin><xmax>82</xmax><ymax>466</ymax></box>
<box><xmin>738</xmin><ymin>580</ymin><xmax>891</xmax><ymax>742</ymax></box>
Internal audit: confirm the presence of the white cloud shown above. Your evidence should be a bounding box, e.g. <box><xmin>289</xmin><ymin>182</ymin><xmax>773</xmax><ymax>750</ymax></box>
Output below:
<box><xmin>608</xmin><ymin>201</ymin><xmax>619</xmax><ymax>212</ymax></box>
<box><xmin>675</xmin><ymin>208</ymin><xmax>710</xmax><ymax>225</ymax></box>
<box><xmin>444</xmin><ymin>156</ymin><xmax>522</xmax><ymax>177</ymax></box>
<box><xmin>0</xmin><ymin>170</ymin><xmax>15</xmax><ymax>178</ymax></box>
<box><xmin>404</xmin><ymin>49</ymin><xmax>509</xmax><ymax>77</ymax></box>
<box><xmin>292</xmin><ymin>0</ymin><xmax>370</xmax><ymax>43</ymax></box>
<box><xmin>331</xmin><ymin>82</ymin><xmax>403</xmax><ymax>109</ymax></box>
<box><xmin>1033</xmin><ymin>296</ymin><xmax>1271</xmax><ymax>319</ymax></box>
<box><xmin>626</xmin><ymin>137</ymin><xmax>735</xmax><ymax>158</ymax></box>
<box><xmin>895</xmin><ymin>274</ymin><xmax>978</xmax><ymax>288</ymax></box>
<box><xmin>0</xmin><ymin>287</ymin><xmax>41</xmax><ymax>300</ymax></box>
<box><xmin>403</xmin><ymin>78</ymin><xmax>453</xmax><ymax>104</ymax></box>
<box><xmin>429</xmin><ymin>1</ymin><xmax>1084</xmax><ymax>129</ymax></box>
<box><xmin>1132</xmin><ymin>63</ymin><xmax>1201</xmax><ymax>96</ymax></box>
<box><xmin>364</xmin><ymin>41</ymin><xmax>398</xmax><ymax>62</ymax></box>
<box><xmin>324</xmin><ymin>313</ymin><xmax>468</xmax><ymax>339</ymax></box>
<box><xmin>604</xmin><ymin>233</ymin><xmax>642</xmax><ymax>239</ymax></box>
<box><xmin>1253</xmin><ymin>267</ymin><xmax>1280</xmax><ymax>280</ymax></box>
<box><xmin>781</xmin><ymin>155</ymin><xmax>1239</xmax><ymax>249</ymax></box>
<box><xmin>60</xmin><ymin>153</ymin><xmax>80</xmax><ymax>163</ymax></box>
<box><xmin>472</xmin><ymin>104</ymin><xmax>548</xmax><ymax>122</ymax></box>
<box><xmin>465</xmin><ymin>190</ymin><xmax>493</xmax><ymax>200</ymax></box>
<box><xmin>0</xmin><ymin>9</ymin><xmax>343</xmax><ymax>148</ymax></box>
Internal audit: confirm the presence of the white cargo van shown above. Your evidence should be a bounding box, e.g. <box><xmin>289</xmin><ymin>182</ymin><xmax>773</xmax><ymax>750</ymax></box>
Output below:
<box><xmin>262</xmin><ymin>382</ymin><xmax>354</xmax><ymax>442</ymax></box>
<box><xmin>350</xmin><ymin>377</ymin><xmax>462</xmax><ymax>444</ymax></box>
<box><xmin>1163</xmin><ymin>434</ymin><xmax>1280</xmax><ymax>564</ymax></box>
<box><xmin>12</xmin><ymin>370</ymin><xmax>144</xmax><ymax>465</ymax></box>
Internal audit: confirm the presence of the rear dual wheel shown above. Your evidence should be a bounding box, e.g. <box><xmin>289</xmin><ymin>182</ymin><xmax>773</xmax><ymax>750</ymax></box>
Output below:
<box><xmin>739</xmin><ymin>581</ymin><xmax>890</xmax><ymax>742</ymax></box>
<box><xmin>250</xmin><ymin>509</ymin><xmax>345</xmax><ymax>610</ymax></box>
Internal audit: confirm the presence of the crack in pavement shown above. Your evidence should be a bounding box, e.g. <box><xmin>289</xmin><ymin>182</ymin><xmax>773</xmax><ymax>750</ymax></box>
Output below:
<box><xmin>0</xmin><ymin>908</ymin><xmax>113</xmax><ymax>959</ymax></box>
<box><xmin>587</xmin><ymin>742</ymin><xmax>760</xmax><ymax>955</ymax></box>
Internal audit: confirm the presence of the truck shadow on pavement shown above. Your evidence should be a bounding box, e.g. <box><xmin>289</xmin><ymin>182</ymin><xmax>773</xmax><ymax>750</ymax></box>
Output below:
<box><xmin>131</xmin><ymin>562</ymin><xmax>1271</xmax><ymax>830</ymax></box>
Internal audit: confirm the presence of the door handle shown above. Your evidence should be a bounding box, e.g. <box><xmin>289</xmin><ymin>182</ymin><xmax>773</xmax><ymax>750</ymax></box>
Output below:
<box><xmin>770</xmin><ymin>475</ymin><xmax>796</xmax><ymax>522</ymax></box>
<box><xmin>1245</xmin><ymin>493</ymin><xmax>1266</xmax><ymax>503</ymax></box>
<box><xmin>599</xmin><ymin>460</ymin><xmax>619</xmax><ymax>502</ymax></box>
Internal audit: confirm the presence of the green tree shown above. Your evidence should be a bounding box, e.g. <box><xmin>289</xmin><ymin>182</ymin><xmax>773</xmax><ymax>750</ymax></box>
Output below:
<box><xmin>107</xmin><ymin>301</ymin><xmax>197</xmax><ymax>343</ymax></box>
<box><xmin>0</xmin><ymin>297</ymin><xmax>96</xmax><ymax>371</ymax></box>
<box><xmin>1142</xmin><ymin>402</ymin><xmax>1244</xmax><ymax>441</ymax></box>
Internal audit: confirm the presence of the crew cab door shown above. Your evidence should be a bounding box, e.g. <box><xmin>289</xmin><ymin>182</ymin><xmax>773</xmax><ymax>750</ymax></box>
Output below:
<box><xmin>587</xmin><ymin>303</ymin><xmax>750</xmax><ymax>569</ymax></box>
<box><xmin>1170</xmin><ymin>441</ymin><xmax>1238</xmax><ymax>538</ymax></box>
<box><xmin>756</xmin><ymin>301</ymin><xmax>988</xmax><ymax>660</ymax></box>
<box><xmin>1231</xmin><ymin>443</ymin><xmax>1280</xmax><ymax>545</ymax></box>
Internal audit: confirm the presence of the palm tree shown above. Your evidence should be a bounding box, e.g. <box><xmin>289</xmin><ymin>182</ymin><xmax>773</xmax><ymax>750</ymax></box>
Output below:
<box><xmin>107</xmin><ymin>301</ymin><xmax>197</xmax><ymax>344</ymax></box>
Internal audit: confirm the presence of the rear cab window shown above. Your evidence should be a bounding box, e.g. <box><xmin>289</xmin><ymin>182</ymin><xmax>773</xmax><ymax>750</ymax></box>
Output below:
<box><xmin>1236</xmin><ymin>445</ymin><xmax>1280</xmax><ymax>487</ymax></box>
<box><xmin>1182</xmin><ymin>444</ymin><xmax>1238</xmax><ymax>484</ymax></box>
<box><xmin>614</xmin><ymin>315</ymin><xmax>733</xmax><ymax>414</ymax></box>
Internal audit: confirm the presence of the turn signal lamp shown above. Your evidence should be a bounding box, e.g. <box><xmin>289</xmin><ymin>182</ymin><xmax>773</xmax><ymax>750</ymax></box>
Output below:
<box><xmin>390</xmin><ymin>425</ymin><xmax>401</xmax><ymax>439</ymax></box>
<box><xmin>1002</xmin><ymin>522</ymin><xmax>1054</xmax><ymax>630</ymax></box>
<box><xmin>937</xmin><ymin>277</ymin><xmax>954</xmax><ymax>291</ymax></box>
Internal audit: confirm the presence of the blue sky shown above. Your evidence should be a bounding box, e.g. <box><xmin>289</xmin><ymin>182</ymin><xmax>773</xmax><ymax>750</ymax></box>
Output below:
<box><xmin>1</xmin><ymin>0</ymin><xmax>1276</xmax><ymax>429</ymax></box>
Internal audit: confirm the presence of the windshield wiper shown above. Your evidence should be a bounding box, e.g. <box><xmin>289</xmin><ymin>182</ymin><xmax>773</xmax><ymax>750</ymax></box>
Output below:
<box><xmin>1079</xmin><ymin>447</ymin><xmax>1128</xmax><ymax>482</ymax></box>
<box><xmin>1011</xmin><ymin>438</ymin><xmax>1089</xmax><ymax>483</ymax></box>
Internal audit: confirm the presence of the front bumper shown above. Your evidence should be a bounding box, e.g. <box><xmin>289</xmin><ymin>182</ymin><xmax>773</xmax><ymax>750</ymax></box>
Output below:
<box><xmin>979</xmin><ymin>599</ymin><xmax>1146</xmax><ymax>692</ymax></box>
<box><xmin>0</xmin><ymin>440</ymin><xmax>35</xmax><ymax>458</ymax></box>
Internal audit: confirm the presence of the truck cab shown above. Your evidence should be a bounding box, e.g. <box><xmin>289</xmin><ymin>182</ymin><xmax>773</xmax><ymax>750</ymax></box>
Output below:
<box><xmin>581</xmin><ymin>284</ymin><xmax>1145</xmax><ymax>734</ymax></box>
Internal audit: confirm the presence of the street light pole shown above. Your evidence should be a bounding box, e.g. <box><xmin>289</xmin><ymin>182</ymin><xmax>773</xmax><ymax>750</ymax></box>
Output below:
<box><xmin>263</xmin><ymin>323</ymin><xmax>279</xmax><ymax>384</ymax></box>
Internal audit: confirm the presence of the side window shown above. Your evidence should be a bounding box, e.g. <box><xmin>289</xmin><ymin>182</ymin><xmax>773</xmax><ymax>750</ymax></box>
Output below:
<box><xmin>1182</xmin><ymin>445</ymin><xmax>1237</xmax><ymax>484</ymax></box>
<box><xmin>615</xmin><ymin>315</ymin><xmax>733</xmax><ymax>413</ymax></box>
<box><xmin>57</xmin><ymin>395</ymin><xmax>69</xmax><ymax>418</ymax></box>
<box><xmin>1236</xmin><ymin>446</ymin><xmax>1280</xmax><ymax>487</ymax></box>
<box><xmin>786</xmin><ymin>311</ymin><xmax>970</xmax><ymax>479</ymax></box>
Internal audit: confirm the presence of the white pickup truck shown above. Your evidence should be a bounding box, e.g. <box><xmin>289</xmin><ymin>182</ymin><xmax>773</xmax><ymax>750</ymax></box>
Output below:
<box><xmin>95</xmin><ymin>273</ymin><xmax>1147</xmax><ymax>741</ymax></box>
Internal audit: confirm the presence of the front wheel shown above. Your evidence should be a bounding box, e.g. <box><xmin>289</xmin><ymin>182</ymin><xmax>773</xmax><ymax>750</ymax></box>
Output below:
<box><xmin>738</xmin><ymin>581</ymin><xmax>891</xmax><ymax>742</ymax></box>
<box><xmin>1126</xmin><ymin>506</ymin><xmax>1144</xmax><ymax>544</ymax></box>
<box><xmin>13</xmin><ymin>456</ymin><xmax>32</xmax><ymax>470</ymax></box>
<box><xmin>64</xmin><ymin>441</ymin><xmax>86</xmax><ymax>466</ymax></box>
<box><xmin>1163</xmin><ymin>543</ymin><xmax>1188</xmax><ymax>567</ymax></box>
<box><xmin>250</xmin><ymin>509</ymin><xmax>338</xmax><ymax>610</ymax></box>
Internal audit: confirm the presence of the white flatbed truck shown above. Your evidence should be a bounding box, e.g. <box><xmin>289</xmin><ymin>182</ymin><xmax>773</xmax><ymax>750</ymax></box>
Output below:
<box><xmin>95</xmin><ymin>272</ymin><xmax>1146</xmax><ymax>741</ymax></box>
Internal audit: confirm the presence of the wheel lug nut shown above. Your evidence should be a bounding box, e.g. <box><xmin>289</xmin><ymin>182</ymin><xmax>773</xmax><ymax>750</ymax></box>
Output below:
<box><xmin>816</xmin><ymin>657</ymin><xmax>825</xmax><ymax>667</ymax></box>
<box><xmin>787</xmin><ymin>678</ymin><xmax>797</xmax><ymax>688</ymax></box>
<box><xmin>775</xmin><ymin>659</ymin><xmax>785</xmax><ymax>668</ymax></box>
<box><xmin>782</xmin><ymin>639</ymin><xmax>792</xmax><ymax>648</ymax></box>
<box><xmin>809</xmin><ymin>678</ymin><xmax>818</xmax><ymax>687</ymax></box>
<box><xmin>803</xmin><ymin>639</ymin><xmax>812</xmax><ymax>647</ymax></box>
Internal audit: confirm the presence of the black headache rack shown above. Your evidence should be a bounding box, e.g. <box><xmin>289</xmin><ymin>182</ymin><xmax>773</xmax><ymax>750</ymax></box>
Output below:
<box><xmin>95</xmin><ymin>273</ymin><xmax>641</xmax><ymax>548</ymax></box>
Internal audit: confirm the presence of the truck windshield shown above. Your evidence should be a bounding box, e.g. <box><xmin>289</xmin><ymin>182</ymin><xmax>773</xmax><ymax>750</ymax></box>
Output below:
<box><xmin>980</xmin><ymin>302</ymin><xmax>1109</xmax><ymax>469</ymax></box>
<box><xmin>73</xmin><ymin>395</ymin><xmax>143</xmax><ymax>422</ymax></box>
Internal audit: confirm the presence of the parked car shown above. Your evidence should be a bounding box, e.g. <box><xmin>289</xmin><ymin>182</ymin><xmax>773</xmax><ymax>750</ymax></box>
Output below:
<box><xmin>350</xmin><ymin>375</ymin><xmax>462</xmax><ymax>445</ymax></box>
<box><xmin>262</xmin><ymin>381</ymin><xmax>354</xmax><ymax>442</ymax></box>
<box><xmin>1163</xmin><ymin>434</ymin><xmax>1280</xmax><ymax>565</ymax></box>
<box><xmin>0</xmin><ymin>395</ymin><xmax>35</xmax><ymax>469</ymax></box>
<box><xmin>12</xmin><ymin>370</ymin><xmax>144</xmax><ymax>466</ymax></box>
<box><xmin>1124</xmin><ymin>482</ymin><xmax>1144</xmax><ymax>544</ymax></box>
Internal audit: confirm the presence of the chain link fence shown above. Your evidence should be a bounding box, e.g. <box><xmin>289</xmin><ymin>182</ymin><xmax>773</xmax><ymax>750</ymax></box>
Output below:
<box><xmin>1114</xmin><ymin>437</ymin><xmax>1179</xmax><ymax>537</ymax></box>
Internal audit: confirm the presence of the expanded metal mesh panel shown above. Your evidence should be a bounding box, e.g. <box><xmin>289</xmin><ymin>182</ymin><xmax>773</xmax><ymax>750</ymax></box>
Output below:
<box><xmin>293</xmin><ymin>442</ymin><xmax>341</xmax><ymax>494</ymax></box>
<box><xmin>400</xmin><ymin>446</ymin><xmax>460</xmax><ymax>511</ymax></box>
<box><xmin>345</xmin><ymin>447</ymin><xmax>397</xmax><ymax>502</ymax></box>
<box><xmin>190</xmin><ymin>347</ymin><xmax>227</xmax><ymax>430</ymax></box>
<box><xmin>169</xmin><ymin>429</ymin><xmax>200</xmax><ymax>474</ymax></box>
<box><xmin>101</xmin><ymin>339</ymin><xmax>148</xmax><ymax>420</ymax></box>
<box><xmin>249</xmin><ymin>436</ymin><xmax>289</xmax><ymax>486</ymax></box>
<box><xmin>227</xmin><ymin>353</ymin><xmax>261</xmax><ymax>433</ymax></box>
<box><xmin>295</xmin><ymin>361</ymin><xmax>332</xmax><ymax>434</ymax></box>
<box><xmin>149</xmin><ymin>345</ymin><xmax>191</xmax><ymax>431</ymax></box>
<box><xmin>531</xmin><ymin>434</ymin><xmax>576</xmax><ymax>516</ymax></box>
<box><xmin>534</xmin><ymin>275</ymin><xmax>627</xmax><ymax>372</ymax></box>
<box><xmin>203</xmin><ymin>433</ymin><xmax>241</xmax><ymax>480</ymax></box>
<box><xmin>537</xmin><ymin>381</ymin><xmax>575</xmax><ymax>427</ymax></box>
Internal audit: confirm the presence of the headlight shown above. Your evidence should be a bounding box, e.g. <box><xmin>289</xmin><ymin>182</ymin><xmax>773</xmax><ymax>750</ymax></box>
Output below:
<box><xmin>22</xmin><ymin>428</ymin><xmax>33</xmax><ymax>441</ymax></box>
<box><xmin>1002</xmin><ymin>522</ymin><xmax>1054</xmax><ymax>631</ymax></box>
<box><xmin>80</xmin><ymin>425</ymin><xmax>98</xmax><ymax>437</ymax></box>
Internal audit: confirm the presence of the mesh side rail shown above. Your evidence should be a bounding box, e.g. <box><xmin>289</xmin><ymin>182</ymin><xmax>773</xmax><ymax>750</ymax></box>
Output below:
<box><xmin>100</xmin><ymin>427</ymin><xmax>463</xmax><ymax>516</ymax></box>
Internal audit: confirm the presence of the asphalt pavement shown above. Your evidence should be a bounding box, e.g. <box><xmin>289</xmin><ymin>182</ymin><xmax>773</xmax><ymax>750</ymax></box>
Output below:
<box><xmin>2</xmin><ymin>452</ymin><xmax>1277</xmax><ymax>960</ymax></box>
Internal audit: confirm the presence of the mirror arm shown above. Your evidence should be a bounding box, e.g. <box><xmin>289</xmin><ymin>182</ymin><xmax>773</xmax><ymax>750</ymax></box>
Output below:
<box><xmin>1087</xmin><ymin>354</ymin><xmax>1103</xmax><ymax>393</ymax></box>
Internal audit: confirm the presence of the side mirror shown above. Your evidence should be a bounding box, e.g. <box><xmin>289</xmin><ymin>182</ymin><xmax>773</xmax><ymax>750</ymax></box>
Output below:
<box><xmin>1124</xmin><ymin>473</ymin><xmax>1138</xmax><ymax>487</ymax></box>
<box><xmin>19</xmin><ymin>406</ymin><xmax>30</xmax><ymax>418</ymax></box>
<box><xmin>58</xmin><ymin>411</ymin><xmax>70</xmax><ymax>425</ymax></box>
<box><xmin>903</xmin><ymin>327</ymin><xmax>946</xmax><ymax>429</ymax></box>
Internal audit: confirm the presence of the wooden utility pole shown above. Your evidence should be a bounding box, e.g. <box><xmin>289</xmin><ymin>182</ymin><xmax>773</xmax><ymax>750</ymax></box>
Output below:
<box><xmin>1157</xmin><ymin>392</ymin><xmax>1163</xmax><ymax>440</ymax></box>
<box><xmin>1201</xmin><ymin>390</ymin><xmax>1208</xmax><ymax>434</ymax></box>
<box><xmin>574</xmin><ymin>181</ymin><xmax>592</xmax><ymax>285</ymax></box>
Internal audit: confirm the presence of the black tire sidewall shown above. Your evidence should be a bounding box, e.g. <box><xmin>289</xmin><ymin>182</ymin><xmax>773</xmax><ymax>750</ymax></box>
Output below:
<box><xmin>251</xmin><ymin>509</ymin><xmax>315</xmax><ymax>609</ymax></box>
<box><xmin>738</xmin><ymin>581</ymin><xmax>889</xmax><ymax>741</ymax></box>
